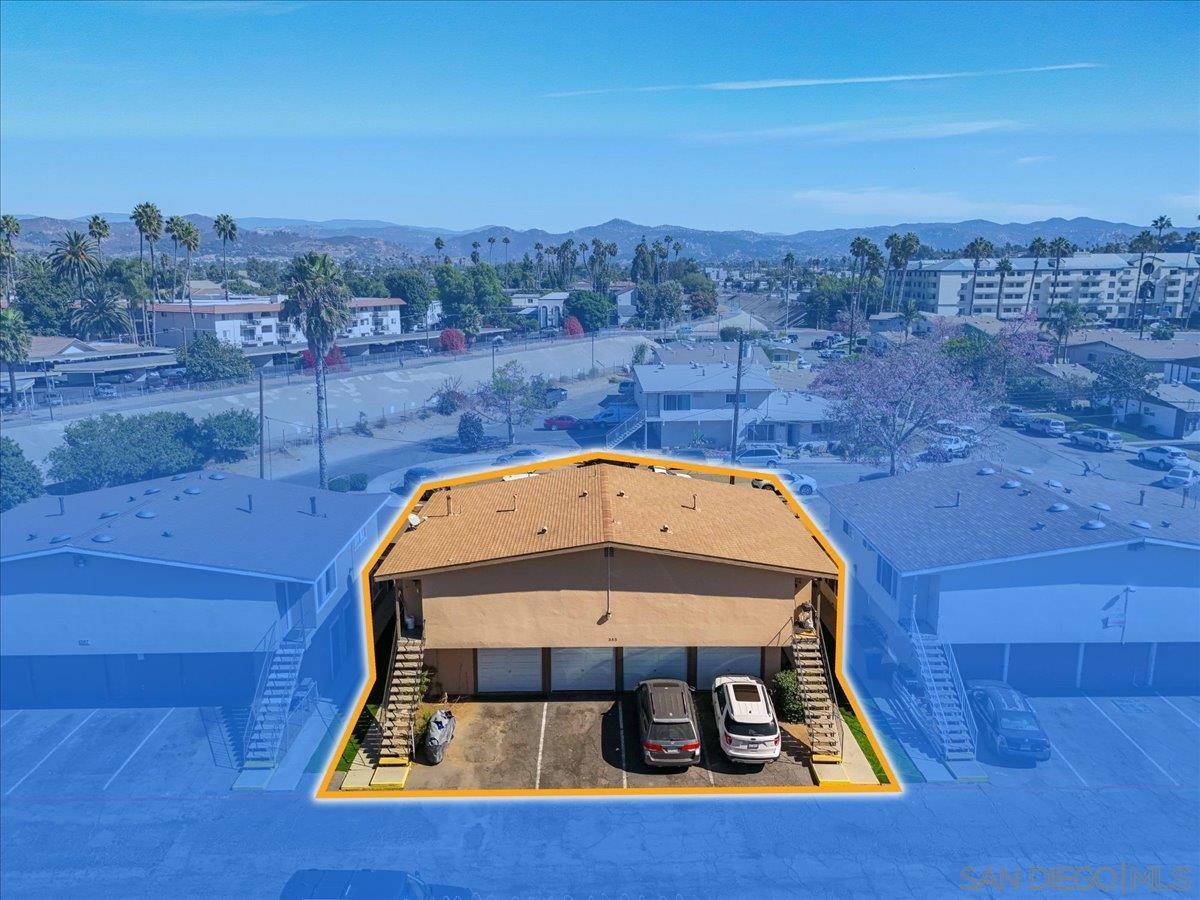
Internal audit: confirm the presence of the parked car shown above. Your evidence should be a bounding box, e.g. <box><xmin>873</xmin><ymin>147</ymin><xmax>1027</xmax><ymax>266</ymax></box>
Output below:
<box><xmin>588</xmin><ymin>406</ymin><xmax>634</xmax><ymax>426</ymax></box>
<box><xmin>752</xmin><ymin>471</ymin><xmax>817</xmax><ymax>496</ymax></box>
<box><xmin>733</xmin><ymin>445</ymin><xmax>782</xmax><ymax>468</ymax></box>
<box><xmin>1138</xmin><ymin>446</ymin><xmax>1190</xmax><ymax>470</ymax></box>
<box><xmin>712</xmin><ymin>675</ymin><xmax>781</xmax><ymax>763</ymax></box>
<box><xmin>1069</xmin><ymin>428</ymin><xmax>1123</xmax><ymax>451</ymax></box>
<box><xmin>617</xmin><ymin>380</ymin><xmax>635</xmax><ymax>397</ymax></box>
<box><xmin>796</xmin><ymin>356</ymin><xmax>812</xmax><ymax>371</ymax></box>
<box><xmin>543</xmin><ymin>414</ymin><xmax>580</xmax><ymax>431</ymax></box>
<box><xmin>490</xmin><ymin>335</ymin><xmax>505</xmax><ymax>345</ymax></box>
<box><xmin>408</xmin><ymin>344</ymin><xmax>433</xmax><ymax>356</ymax></box>
<box><xmin>494</xmin><ymin>447</ymin><xmax>544</xmax><ymax>465</ymax></box>
<box><xmin>538</xmin><ymin>327</ymin><xmax>560</xmax><ymax>339</ymax></box>
<box><xmin>93</xmin><ymin>383</ymin><xmax>118</xmax><ymax>399</ymax></box>
<box><xmin>999</xmin><ymin>406</ymin><xmax>1035</xmax><ymax>428</ymax></box>
<box><xmin>543</xmin><ymin>386</ymin><xmax>568</xmax><ymax>406</ymax></box>
<box><xmin>1162</xmin><ymin>466</ymin><xmax>1197</xmax><ymax>489</ymax></box>
<box><xmin>924</xmin><ymin>435</ymin><xmax>969</xmax><ymax>459</ymax></box>
<box><xmin>635</xmin><ymin>679</ymin><xmax>702</xmax><ymax>768</ymax></box>
<box><xmin>44</xmin><ymin>393</ymin><xmax>64</xmax><ymax>406</ymax></box>
<box><xmin>1025</xmin><ymin>417</ymin><xmax>1067</xmax><ymax>437</ymax></box>
<box><xmin>966</xmin><ymin>680</ymin><xmax>1051</xmax><ymax>762</ymax></box>
<box><xmin>390</xmin><ymin>466</ymin><xmax>436</xmax><ymax>496</ymax></box>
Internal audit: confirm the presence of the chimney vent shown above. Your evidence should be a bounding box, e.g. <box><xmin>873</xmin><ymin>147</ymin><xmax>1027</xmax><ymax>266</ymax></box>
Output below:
<box><xmin>247</xmin><ymin>493</ymin><xmax>254</xmax><ymax>513</ymax></box>
<box><xmin>955</xmin><ymin>490</ymin><xmax>961</xmax><ymax>507</ymax></box>
<box><xmin>58</xmin><ymin>497</ymin><xmax>66</xmax><ymax>515</ymax></box>
<box><xmin>309</xmin><ymin>496</ymin><xmax>317</xmax><ymax>516</ymax></box>
<box><xmin>537</xmin><ymin>525</ymin><xmax>548</xmax><ymax>535</ymax></box>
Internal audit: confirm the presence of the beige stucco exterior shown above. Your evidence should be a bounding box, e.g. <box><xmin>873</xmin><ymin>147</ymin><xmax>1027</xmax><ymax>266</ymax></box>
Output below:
<box><xmin>415</xmin><ymin>547</ymin><xmax>806</xmax><ymax>650</ymax></box>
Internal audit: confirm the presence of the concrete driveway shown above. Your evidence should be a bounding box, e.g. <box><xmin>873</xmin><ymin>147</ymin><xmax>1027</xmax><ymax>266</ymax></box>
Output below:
<box><xmin>403</xmin><ymin>695</ymin><xmax>815</xmax><ymax>793</ymax></box>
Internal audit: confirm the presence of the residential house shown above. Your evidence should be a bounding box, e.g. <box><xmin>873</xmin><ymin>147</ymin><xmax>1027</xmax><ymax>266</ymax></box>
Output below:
<box><xmin>1066</xmin><ymin>331</ymin><xmax>1200</xmax><ymax>387</ymax></box>
<box><xmin>1112</xmin><ymin>381</ymin><xmax>1200</xmax><ymax>439</ymax></box>
<box><xmin>631</xmin><ymin>358</ymin><xmax>775</xmax><ymax>449</ymax></box>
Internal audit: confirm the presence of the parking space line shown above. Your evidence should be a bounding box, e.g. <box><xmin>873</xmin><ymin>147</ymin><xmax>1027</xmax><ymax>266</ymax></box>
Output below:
<box><xmin>616</xmin><ymin>701</ymin><xmax>627</xmax><ymax>789</ymax></box>
<box><xmin>534</xmin><ymin>701</ymin><xmax>547</xmax><ymax>790</ymax></box>
<box><xmin>1048</xmin><ymin>741</ymin><xmax>1088</xmax><ymax>788</ymax></box>
<box><xmin>4</xmin><ymin>709</ymin><xmax>98</xmax><ymax>796</ymax></box>
<box><xmin>103</xmin><ymin>708</ymin><xmax>174</xmax><ymax>791</ymax></box>
<box><xmin>698</xmin><ymin>741</ymin><xmax>715</xmax><ymax>786</ymax></box>
<box><xmin>1158</xmin><ymin>695</ymin><xmax>1200</xmax><ymax>729</ymax></box>
<box><xmin>0</xmin><ymin>710</ymin><xmax>21</xmax><ymax>728</ymax></box>
<box><xmin>1085</xmin><ymin>695</ymin><xmax>1178</xmax><ymax>786</ymax></box>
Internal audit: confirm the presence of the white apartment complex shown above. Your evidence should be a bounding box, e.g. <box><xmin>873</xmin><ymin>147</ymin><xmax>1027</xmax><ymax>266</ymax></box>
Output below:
<box><xmin>152</xmin><ymin>295</ymin><xmax>407</xmax><ymax>348</ymax></box>
<box><xmin>888</xmin><ymin>252</ymin><xmax>1199</xmax><ymax>322</ymax></box>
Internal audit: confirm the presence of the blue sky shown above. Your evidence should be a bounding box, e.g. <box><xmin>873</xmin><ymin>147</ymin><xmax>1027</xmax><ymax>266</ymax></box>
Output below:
<box><xmin>1</xmin><ymin>0</ymin><xmax>1197</xmax><ymax>231</ymax></box>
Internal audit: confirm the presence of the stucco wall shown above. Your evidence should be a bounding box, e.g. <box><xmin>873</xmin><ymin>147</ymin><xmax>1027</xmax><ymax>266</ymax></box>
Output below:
<box><xmin>418</xmin><ymin>548</ymin><xmax>803</xmax><ymax>649</ymax></box>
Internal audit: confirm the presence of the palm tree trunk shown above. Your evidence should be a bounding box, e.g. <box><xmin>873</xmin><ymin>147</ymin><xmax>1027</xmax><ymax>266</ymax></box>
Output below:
<box><xmin>186</xmin><ymin>252</ymin><xmax>196</xmax><ymax>333</ymax></box>
<box><xmin>7</xmin><ymin>362</ymin><xmax>16</xmax><ymax>403</ymax></box>
<box><xmin>147</xmin><ymin>243</ymin><xmax>158</xmax><ymax>345</ymax></box>
<box><xmin>315</xmin><ymin>346</ymin><xmax>329</xmax><ymax>489</ymax></box>
<box><xmin>222</xmin><ymin>239</ymin><xmax>229</xmax><ymax>302</ymax></box>
<box><xmin>1133</xmin><ymin>252</ymin><xmax>1147</xmax><ymax>338</ymax></box>
<box><xmin>1025</xmin><ymin>260</ymin><xmax>1038</xmax><ymax>315</ymax></box>
<box><xmin>967</xmin><ymin>263</ymin><xmax>978</xmax><ymax>316</ymax></box>
<box><xmin>995</xmin><ymin>273</ymin><xmax>1005</xmax><ymax>319</ymax></box>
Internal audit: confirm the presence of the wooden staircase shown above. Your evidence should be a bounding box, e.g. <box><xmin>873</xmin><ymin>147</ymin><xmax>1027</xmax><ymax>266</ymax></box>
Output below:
<box><xmin>377</xmin><ymin>633</ymin><xmax>426</xmax><ymax>766</ymax></box>
<box><xmin>791</xmin><ymin>624</ymin><xmax>842</xmax><ymax>762</ymax></box>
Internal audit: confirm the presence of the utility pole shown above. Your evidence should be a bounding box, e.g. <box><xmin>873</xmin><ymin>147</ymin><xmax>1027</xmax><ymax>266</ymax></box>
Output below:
<box><xmin>258</xmin><ymin>370</ymin><xmax>266</xmax><ymax>479</ymax></box>
<box><xmin>729</xmin><ymin>333</ymin><xmax>746</xmax><ymax>462</ymax></box>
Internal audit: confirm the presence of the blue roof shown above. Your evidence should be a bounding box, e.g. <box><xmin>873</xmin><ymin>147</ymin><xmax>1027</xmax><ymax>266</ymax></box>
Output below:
<box><xmin>1</xmin><ymin>472</ymin><xmax>391</xmax><ymax>582</ymax></box>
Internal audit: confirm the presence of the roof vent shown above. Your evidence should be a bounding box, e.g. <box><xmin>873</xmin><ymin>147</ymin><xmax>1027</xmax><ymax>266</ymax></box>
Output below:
<box><xmin>1002</xmin><ymin>479</ymin><xmax>1021</xmax><ymax>489</ymax></box>
<box><xmin>537</xmin><ymin>525</ymin><xmax>548</xmax><ymax>535</ymax></box>
<box><xmin>406</xmin><ymin>513</ymin><xmax>422</xmax><ymax>529</ymax></box>
<box><xmin>1048</xmin><ymin>502</ymin><xmax>1070</xmax><ymax>512</ymax></box>
<box><xmin>92</xmin><ymin>534</ymin><xmax>114</xmax><ymax>543</ymax></box>
<box><xmin>1082</xmin><ymin>519</ymin><xmax>1107</xmax><ymax>530</ymax></box>
<box><xmin>579</xmin><ymin>490</ymin><xmax>589</xmax><ymax>498</ymax></box>
<box><xmin>617</xmin><ymin>490</ymin><xmax>627</xmax><ymax>497</ymax></box>
<box><xmin>1130</xmin><ymin>519</ymin><xmax>1151</xmax><ymax>529</ymax></box>
<box><xmin>1017</xmin><ymin>466</ymin><xmax>1034</xmax><ymax>475</ymax></box>
<box><xmin>1046</xmin><ymin>479</ymin><xmax>1064</xmax><ymax>490</ymax></box>
<box><xmin>976</xmin><ymin>467</ymin><xmax>996</xmax><ymax>476</ymax></box>
<box><xmin>135</xmin><ymin>509</ymin><xmax>157</xmax><ymax>519</ymax></box>
<box><xmin>660</xmin><ymin>524</ymin><xmax>670</xmax><ymax>532</ymax></box>
<box><xmin>208</xmin><ymin>473</ymin><xmax>227</xmax><ymax>481</ymax></box>
<box><xmin>171</xmin><ymin>474</ymin><xmax>189</xmax><ymax>482</ymax></box>
<box><xmin>183</xmin><ymin>487</ymin><xmax>202</xmax><ymax>495</ymax></box>
<box><xmin>50</xmin><ymin>533</ymin><xmax>72</xmax><ymax>543</ymax></box>
<box><xmin>1091</xmin><ymin>502</ymin><xmax>1112</xmax><ymax>511</ymax></box>
<box><xmin>162</xmin><ymin>530</ymin><xmax>174</xmax><ymax>538</ymax></box>
<box><xmin>144</xmin><ymin>487</ymin><xmax>161</xmax><ymax>495</ymax></box>
<box><xmin>100</xmin><ymin>510</ymin><xmax>119</xmax><ymax>519</ymax></box>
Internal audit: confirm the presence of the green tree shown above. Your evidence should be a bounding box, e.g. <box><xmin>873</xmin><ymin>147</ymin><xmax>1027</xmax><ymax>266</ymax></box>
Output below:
<box><xmin>71</xmin><ymin>291</ymin><xmax>131</xmax><ymax>341</ymax></box>
<box><xmin>962</xmin><ymin>237</ymin><xmax>995</xmax><ymax>316</ymax></box>
<box><xmin>165</xmin><ymin>215</ymin><xmax>186</xmax><ymax>300</ymax></box>
<box><xmin>48</xmin><ymin>412</ymin><xmax>203</xmax><ymax>491</ymax></box>
<box><xmin>635</xmin><ymin>280</ymin><xmax>683</xmax><ymax>326</ymax></box>
<box><xmin>48</xmin><ymin>230</ymin><xmax>100</xmax><ymax>304</ymax></box>
<box><xmin>1128</xmin><ymin>229</ymin><xmax>1157</xmax><ymax>338</ymax></box>
<box><xmin>564</xmin><ymin>290</ymin><xmax>614</xmax><ymax>332</ymax></box>
<box><xmin>994</xmin><ymin>257</ymin><xmax>1014</xmax><ymax>319</ymax></box>
<box><xmin>176</xmin><ymin>331</ymin><xmax>252</xmax><ymax>381</ymax></box>
<box><xmin>0</xmin><ymin>214</ymin><xmax>21</xmax><ymax>298</ymax></box>
<box><xmin>383</xmin><ymin>268</ymin><xmax>435</xmax><ymax>331</ymax></box>
<box><xmin>131</xmin><ymin>202</ymin><xmax>163</xmax><ymax>341</ymax></box>
<box><xmin>12</xmin><ymin>258</ymin><xmax>72</xmax><ymax>334</ymax></box>
<box><xmin>1043</xmin><ymin>299</ymin><xmax>1086</xmax><ymax>362</ymax></box>
<box><xmin>1093</xmin><ymin>354</ymin><xmax>1157</xmax><ymax>421</ymax></box>
<box><xmin>87</xmin><ymin>215</ymin><xmax>110</xmax><ymax>260</ymax></box>
<box><xmin>1</xmin><ymin>435</ymin><xmax>44</xmax><ymax>511</ymax></box>
<box><xmin>475</xmin><ymin>360</ymin><xmax>539</xmax><ymax>445</ymax></box>
<box><xmin>1024</xmin><ymin>237</ymin><xmax>1048</xmax><ymax>315</ymax></box>
<box><xmin>282</xmin><ymin>252</ymin><xmax>352</xmax><ymax>489</ymax></box>
<box><xmin>179</xmin><ymin>221</ymin><xmax>201</xmax><ymax>330</ymax></box>
<box><xmin>0</xmin><ymin>306</ymin><xmax>32</xmax><ymax>403</ymax></box>
<box><xmin>457</xmin><ymin>411</ymin><xmax>485</xmax><ymax>451</ymax></box>
<box><xmin>198</xmin><ymin>408</ymin><xmax>260</xmax><ymax>461</ymax></box>
<box><xmin>1047</xmin><ymin>236</ymin><xmax>1073</xmax><ymax>313</ymax></box>
<box><xmin>213</xmin><ymin>214</ymin><xmax>238</xmax><ymax>301</ymax></box>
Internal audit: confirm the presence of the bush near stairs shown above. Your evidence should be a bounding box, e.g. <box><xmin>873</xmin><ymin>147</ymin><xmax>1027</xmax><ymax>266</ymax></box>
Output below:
<box><xmin>771</xmin><ymin>670</ymin><xmax>805</xmax><ymax>723</ymax></box>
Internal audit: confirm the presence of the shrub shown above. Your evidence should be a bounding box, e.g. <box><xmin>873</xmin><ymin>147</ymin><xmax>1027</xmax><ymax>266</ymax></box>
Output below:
<box><xmin>1151</xmin><ymin>322</ymin><xmax>1175</xmax><ymax>341</ymax></box>
<box><xmin>457</xmin><ymin>412</ymin><xmax>485</xmax><ymax>451</ymax></box>
<box><xmin>177</xmin><ymin>332</ymin><xmax>251</xmax><ymax>382</ymax></box>
<box><xmin>439</xmin><ymin>327</ymin><xmax>466</xmax><ymax>353</ymax></box>
<box><xmin>198</xmin><ymin>409</ymin><xmax>260</xmax><ymax>462</ymax></box>
<box><xmin>1</xmin><ymin>436</ymin><xmax>44</xmax><ymax>512</ymax></box>
<box><xmin>563</xmin><ymin>315</ymin><xmax>584</xmax><ymax>337</ymax></box>
<box><xmin>328</xmin><ymin>473</ymin><xmax>369</xmax><ymax>493</ymax></box>
<box><xmin>352</xmin><ymin>411</ymin><xmax>373</xmax><ymax>437</ymax></box>
<box><xmin>772</xmin><ymin>669</ymin><xmax>805</xmax><ymax>724</ymax></box>
<box><xmin>300</xmin><ymin>344</ymin><xmax>346</xmax><ymax>370</ymax></box>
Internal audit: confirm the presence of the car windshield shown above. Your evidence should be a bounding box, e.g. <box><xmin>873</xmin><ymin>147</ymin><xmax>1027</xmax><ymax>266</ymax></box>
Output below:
<box><xmin>724</xmin><ymin>712</ymin><xmax>776</xmax><ymax>737</ymax></box>
<box><xmin>998</xmin><ymin>712</ymin><xmax>1041</xmax><ymax>733</ymax></box>
<box><xmin>649</xmin><ymin>721</ymin><xmax>695</xmax><ymax>742</ymax></box>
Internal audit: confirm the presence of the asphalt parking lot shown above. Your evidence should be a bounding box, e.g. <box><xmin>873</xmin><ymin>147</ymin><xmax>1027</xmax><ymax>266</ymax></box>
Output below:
<box><xmin>966</xmin><ymin>693</ymin><xmax>1200</xmax><ymax>790</ymax></box>
<box><xmin>403</xmin><ymin>695</ymin><xmax>815</xmax><ymax>793</ymax></box>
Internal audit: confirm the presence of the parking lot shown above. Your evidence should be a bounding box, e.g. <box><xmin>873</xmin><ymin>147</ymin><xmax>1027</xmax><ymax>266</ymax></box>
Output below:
<box><xmin>403</xmin><ymin>695</ymin><xmax>816</xmax><ymax>793</ymax></box>
<box><xmin>961</xmin><ymin>693</ymin><xmax>1200</xmax><ymax>791</ymax></box>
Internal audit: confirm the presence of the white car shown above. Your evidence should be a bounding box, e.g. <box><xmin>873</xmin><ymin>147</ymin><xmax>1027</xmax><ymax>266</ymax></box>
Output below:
<box><xmin>1139</xmin><ymin>446</ymin><xmax>1190</xmax><ymax>470</ymax></box>
<box><xmin>1162</xmin><ymin>467</ymin><xmax>1197</xmax><ymax>489</ymax></box>
<box><xmin>926</xmin><ymin>435</ymin><xmax>969</xmax><ymax>459</ymax></box>
<box><xmin>734</xmin><ymin>445</ymin><xmax>783</xmax><ymax>468</ymax></box>
<box><xmin>752</xmin><ymin>470</ymin><xmax>817</xmax><ymax>496</ymax></box>
<box><xmin>712</xmin><ymin>675</ymin><xmax>781</xmax><ymax>763</ymax></box>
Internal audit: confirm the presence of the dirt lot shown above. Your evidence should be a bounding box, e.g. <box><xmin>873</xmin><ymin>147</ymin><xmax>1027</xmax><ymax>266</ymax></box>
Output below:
<box><xmin>403</xmin><ymin>695</ymin><xmax>815</xmax><ymax>793</ymax></box>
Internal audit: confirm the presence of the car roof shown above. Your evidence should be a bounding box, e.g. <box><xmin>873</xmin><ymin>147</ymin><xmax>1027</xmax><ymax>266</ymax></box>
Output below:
<box><xmin>969</xmin><ymin>680</ymin><xmax>1034</xmax><ymax>712</ymax></box>
<box><xmin>715</xmin><ymin>676</ymin><xmax>774</xmax><ymax>724</ymax></box>
<box><xmin>642</xmin><ymin>679</ymin><xmax>692</xmax><ymax>719</ymax></box>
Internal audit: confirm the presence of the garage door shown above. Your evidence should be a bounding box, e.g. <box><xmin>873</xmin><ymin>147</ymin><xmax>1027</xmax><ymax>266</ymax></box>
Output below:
<box><xmin>622</xmin><ymin>647</ymin><xmax>687</xmax><ymax>691</ymax></box>
<box><xmin>551</xmin><ymin>648</ymin><xmax>616</xmax><ymax>692</ymax></box>
<box><xmin>696</xmin><ymin>647</ymin><xmax>761</xmax><ymax>690</ymax></box>
<box><xmin>476</xmin><ymin>648</ymin><xmax>543</xmax><ymax>693</ymax></box>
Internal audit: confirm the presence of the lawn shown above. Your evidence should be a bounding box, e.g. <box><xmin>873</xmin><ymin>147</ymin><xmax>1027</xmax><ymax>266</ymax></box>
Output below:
<box><xmin>840</xmin><ymin>704</ymin><xmax>893</xmax><ymax>784</ymax></box>
<box><xmin>335</xmin><ymin>703</ymin><xmax>379</xmax><ymax>772</ymax></box>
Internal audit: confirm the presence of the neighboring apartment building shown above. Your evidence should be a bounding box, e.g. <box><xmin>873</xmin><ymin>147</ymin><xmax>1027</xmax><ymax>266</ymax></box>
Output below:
<box><xmin>822</xmin><ymin>464</ymin><xmax>1199</xmax><ymax>761</ymax></box>
<box><xmin>0</xmin><ymin>473</ymin><xmax>393</xmax><ymax>770</ymax></box>
<box><xmin>509</xmin><ymin>290</ymin><xmax>567</xmax><ymax>328</ymax></box>
<box><xmin>1111</xmin><ymin>381</ymin><xmax>1200</xmax><ymax>439</ymax></box>
<box><xmin>631</xmin><ymin>359</ymin><xmax>775</xmax><ymax>449</ymax></box>
<box><xmin>889</xmin><ymin>252</ymin><xmax>1199</xmax><ymax>322</ymax></box>
<box><xmin>152</xmin><ymin>296</ymin><xmax>406</xmax><ymax>349</ymax></box>
<box><xmin>1066</xmin><ymin>330</ymin><xmax>1200</xmax><ymax>386</ymax></box>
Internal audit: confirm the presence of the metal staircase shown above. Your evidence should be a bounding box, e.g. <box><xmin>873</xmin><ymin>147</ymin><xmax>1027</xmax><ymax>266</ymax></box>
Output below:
<box><xmin>377</xmin><ymin>623</ymin><xmax>427</xmax><ymax>767</ymax></box>
<box><xmin>907</xmin><ymin>631</ymin><xmax>977</xmax><ymax>761</ymax></box>
<box><xmin>605</xmin><ymin>409</ymin><xmax>645</xmax><ymax>449</ymax></box>
<box><xmin>791</xmin><ymin>624</ymin><xmax>842</xmax><ymax>762</ymax></box>
<box><xmin>243</xmin><ymin>630</ymin><xmax>306</xmax><ymax>768</ymax></box>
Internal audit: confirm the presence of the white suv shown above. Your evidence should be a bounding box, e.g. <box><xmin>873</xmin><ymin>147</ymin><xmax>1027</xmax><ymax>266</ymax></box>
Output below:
<box><xmin>1138</xmin><ymin>446</ymin><xmax>1190</xmax><ymax>470</ymax></box>
<box><xmin>712</xmin><ymin>675</ymin><xmax>781</xmax><ymax>763</ymax></box>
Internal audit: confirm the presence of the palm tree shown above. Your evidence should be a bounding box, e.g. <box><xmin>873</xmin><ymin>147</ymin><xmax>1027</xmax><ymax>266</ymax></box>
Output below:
<box><xmin>994</xmin><ymin>257</ymin><xmax>1014</xmax><ymax>319</ymax></box>
<box><xmin>213</xmin><ymin>214</ymin><xmax>238</xmax><ymax>300</ymax></box>
<box><xmin>165</xmin><ymin>215</ymin><xmax>186</xmax><ymax>300</ymax></box>
<box><xmin>898</xmin><ymin>298</ymin><xmax>922</xmax><ymax>342</ymax></box>
<box><xmin>131</xmin><ymin>203</ymin><xmax>163</xmax><ymax>341</ymax></box>
<box><xmin>1</xmin><ymin>214</ymin><xmax>22</xmax><ymax>299</ymax></box>
<box><xmin>1047</xmin><ymin>236</ymin><xmax>1073</xmax><ymax>314</ymax></box>
<box><xmin>434</xmin><ymin>236</ymin><xmax>445</xmax><ymax>263</ymax></box>
<box><xmin>471</xmin><ymin>241</ymin><xmax>481</xmax><ymax>265</ymax></box>
<box><xmin>963</xmin><ymin>237</ymin><xmax>995</xmax><ymax>316</ymax></box>
<box><xmin>1128</xmin><ymin>229</ymin><xmax>1157</xmax><ymax>337</ymax></box>
<box><xmin>781</xmin><ymin>251</ymin><xmax>796</xmax><ymax>331</ymax></box>
<box><xmin>180</xmin><ymin>222</ymin><xmax>201</xmax><ymax>332</ymax></box>
<box><xmin>88</xmin><ymin>215</ymin><xmax>110</xmax><ymax>261</ymax></box>
<box><xmin>533</xmin><ymin>242</ymin><xmax>544</xmax><ymax>283</ymax></box>
<box><xmin>48</xmin><ymin>231</ymin><xmax>100</xmax><ymax>304</ymax></box>
<box><xmin>502</xmin><ymin>235</ymin><xmax>510</xmax><ymax>267</ymax></box>
<box><xmin>1024</xmin><ymin>237</ymin><xmax>1048</xmax><ymax>315</ymax></box>
<box><xmin>281</xmin><ymin>252</ymin><xmax>352</xmax><ymax>489</ymax></box>
<box><xmin>487</xmin><ymin>235</ymin><xmax>496</xmax><ymax>263</ymax></box>
<box><xmin>1152</xmin><ymin>215</ymin><xmax>1173</xmax><ymax>248</ymax></box>
<box><xmin>71</xmin><ymin>291</ymin><xmax>131</xmax><ymax>341</ymax></box>
<box><xmin>0</xmin><ymin>306</ymin><xmax>31</xmax><ymax>405</ymax></box>
<box><xmin>1044</xmin><ymin>299</ymin><xmax>1085</xmax><ymax>362</ymax></box>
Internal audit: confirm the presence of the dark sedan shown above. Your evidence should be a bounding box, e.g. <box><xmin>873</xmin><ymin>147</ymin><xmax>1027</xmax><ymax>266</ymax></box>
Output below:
<box><xmin>967</xmin><ymin>680</ymin><xmax>1051</xmax><ymax>762</ymax></box>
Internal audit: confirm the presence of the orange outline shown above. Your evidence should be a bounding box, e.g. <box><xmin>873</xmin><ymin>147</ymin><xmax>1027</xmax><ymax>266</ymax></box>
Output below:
<box><xmin>315</xmin><ymin>450</ymin><xmax>902</xmax><ymax>799</ymax></box>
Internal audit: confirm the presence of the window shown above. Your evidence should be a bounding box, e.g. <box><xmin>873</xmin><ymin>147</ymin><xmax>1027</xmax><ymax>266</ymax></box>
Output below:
<box><xmin>725</xmin><ymin>393</ymin><xmax>747</xmax><ymax>404</ymax></box>
<box><xmin>352</xmin><ymin>526</ymin><xmax>367</xmax><ymax>549</ymax></box>
<box><xmin>876</xmin><ymin>556</ymin><xmax>898</xmax><ymax>597</ymax></box>
<box><xmin>319</xmin><ymin>563</ymin><xmax>337</xmax><ymax>609</ymax></box>
<box><xmin>662</xmin><ymin>394</ymin><xmax>691</xmax><ymax>411</ymax></box>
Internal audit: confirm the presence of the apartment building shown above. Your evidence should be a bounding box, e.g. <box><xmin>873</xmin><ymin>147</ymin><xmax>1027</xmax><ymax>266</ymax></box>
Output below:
<box><xmin>509</xmin><ymin>290</ymin><xmax>567</xmax><ymax>328</ymax></box>
<box><xmin>152</xmin><ymin>296</ymin><xmax>406</xmax><ymax>348</ymax></box>
<box><xmin>889</xmin><ymin>252</ymin><xmax>1199</xmax><ymax>322</ymax></box>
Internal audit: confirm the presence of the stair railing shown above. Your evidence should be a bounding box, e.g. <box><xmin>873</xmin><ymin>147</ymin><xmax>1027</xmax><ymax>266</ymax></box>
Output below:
<box><xmin>377</xmin><ymin>599</ymin><xmax>403</xmax><ymax>757</ymax></box>
<box><xmin>814</xmin><ymin>588</ymin><xmax>844</xmax><ymax>759</ymax></box>
<box><xmin>242</xmin><ymin>619</ymin><xmax>279</xmax><ymax>761</ymax></box>
<box><xmin>946</xmin><ymin>642</ymin><xmax>978</xmax><ymax>750</ymax></box>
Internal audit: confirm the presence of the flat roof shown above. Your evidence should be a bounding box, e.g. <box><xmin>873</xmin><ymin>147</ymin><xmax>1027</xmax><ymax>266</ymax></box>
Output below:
<box><xmin>376</xmin><ymin>460</ymin><xmax>836</xmax><ymax>579</ymax></box>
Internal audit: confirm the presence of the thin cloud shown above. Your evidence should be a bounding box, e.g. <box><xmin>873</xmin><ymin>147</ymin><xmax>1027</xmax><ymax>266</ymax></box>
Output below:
<box><xmin>792</xmin><ymin>187</ymin><xmax>1086</xmax><ymax>222</ymax></box>
<box><xmin>691</xmin><ymin>118</ymin><xmax>1022</xmax><ymax>145</ymax></box>
<box><xmin>547</xmin><ymin>63</ymin><xmax>1099</xmax><ymax>99</ymax></box>
<box><xmin>1014</xmin><ymin>155</ymin><xmax>1053</xmax><ymax>166</ymax></box>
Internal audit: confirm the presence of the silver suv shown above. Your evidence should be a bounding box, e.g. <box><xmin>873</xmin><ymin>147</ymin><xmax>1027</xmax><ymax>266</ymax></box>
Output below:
<box><xmin>636</xmin><ymin>679</ymin><xmax>702</xmax><ymax>767</ymax></box>
<box><xmin>1069</xmin><ymin>428</ymin><xmax>1123</xmax><ymax>451</ymax></box>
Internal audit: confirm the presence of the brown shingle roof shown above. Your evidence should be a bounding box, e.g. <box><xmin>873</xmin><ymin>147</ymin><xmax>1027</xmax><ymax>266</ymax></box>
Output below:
<box><xmin>375</xmin><ymin>462</ymin><xmax>836</xmax><ymax>579</ymax></box>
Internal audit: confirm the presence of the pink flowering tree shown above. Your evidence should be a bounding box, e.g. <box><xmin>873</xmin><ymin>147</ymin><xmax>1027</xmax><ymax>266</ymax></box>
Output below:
<box><xmin>816</xmin><ymin>338</ymin><xmax>988</xmax><ymax>475</ymax></box>
<box><xmin>941</xmin><ymin>312</ymin><xmax>1050</xmax><ymax>402</ymax></box>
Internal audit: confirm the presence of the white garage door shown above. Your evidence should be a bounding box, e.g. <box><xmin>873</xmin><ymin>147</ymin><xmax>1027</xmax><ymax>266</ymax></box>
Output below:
<box><xmin>696</xmin><ymin>647</ymin><xmax>761</xmax><ymax>690</ymax></box>
<box><xmin>622</xmin><ymin>647</ymin><xmax>687</xmax><ymax>691</ymax></box>
<box><xmin>476</xmin><ymin>648</ymin><xmax>543</xmax><ymax>693</ymax></box>
<box><xmin>551</xmin><ymin>648</ymin><xmax>616</xmax><ymax>692</ymax></box>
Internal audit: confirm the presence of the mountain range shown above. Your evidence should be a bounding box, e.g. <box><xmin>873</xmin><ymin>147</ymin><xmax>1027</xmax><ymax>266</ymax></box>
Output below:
<box><xmin>10</xmin><ymin>214</ymin><xmax>1145</xmax><ymax>263</ymax></box>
